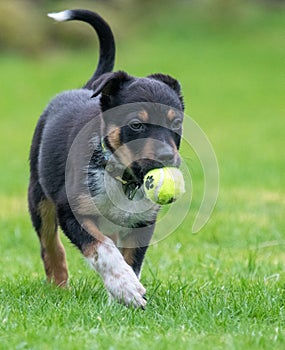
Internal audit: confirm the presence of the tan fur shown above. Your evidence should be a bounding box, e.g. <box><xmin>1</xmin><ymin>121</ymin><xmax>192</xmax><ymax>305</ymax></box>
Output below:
<box><xmin>120</xmin><ymin>247</ymin><xmax>136</xmax><ymax>266</ymax></box>
<box><xmin>116</xmin><ymin>144</ymin><xmax>134</xmax><ymax>167</ymax></box>
<box><xmin>38</xmin><ymin>200</ymin><xmax>68</xmax><ymax>286</ymax></box>
<box><xmin>167</xmin><ymin>108</ymin><xmax>176</xmax><ymax>121</ymax></box>
<box><xmin>142</xmin><ymin>138</ymin><xmax>156</xmax><ymax>160</ymax></box>
<box><xmin>82</xmin><ymin>219</ymin><xmax>135</xmax><ymax>267</ymax></box>
<box><xmin>107</xmin><ymin>124</ymin><xmax>121</xmax><ymax>150</ymax></box>
<box><xmin>82</xmin><ymin>219</ymin><xmax>106</xmax><ymax>242</ymax></box>
<box><xmin>138</xmin><ymin>110</ymin><xmax>149</xmax><ymax>123</ymax></box>
<box><xmin>169</xmin><ymin>138</ymin><xmax>179</xmax><ymax>162</ymax></box>
<box><xmin>76</xmin><ymin>194</ymin><xmax>98</xmax><ymax>216</ymax></box>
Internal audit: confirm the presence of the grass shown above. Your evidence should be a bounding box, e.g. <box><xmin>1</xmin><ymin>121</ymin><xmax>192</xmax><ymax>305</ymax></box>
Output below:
<box><xmin>0</xmin><ymin>3</ymin><xmax>284</xmax><ymax>349</ymax></box>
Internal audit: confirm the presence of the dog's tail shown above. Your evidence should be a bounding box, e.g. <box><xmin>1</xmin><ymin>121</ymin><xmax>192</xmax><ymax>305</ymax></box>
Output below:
<box><xmin>48</xmin><ymin>9</ymin><xmax>115</xmax><ymax>89</ymax></box>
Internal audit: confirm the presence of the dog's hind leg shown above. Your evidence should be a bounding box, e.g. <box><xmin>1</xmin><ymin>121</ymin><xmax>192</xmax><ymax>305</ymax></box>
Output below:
<box><xmin>28</xmin><ymin>181</ymin><xmax>68</xmax><ymax>287</ymax></box>
<box><xmin>28</xmin><ymin>116</ymin><xmax>68</xmax><ymax>286</ymax></box>
<box><xmin>55</xmin><ymin>209</ymin><xmax>146</xmax><ymax>308</ymax></box>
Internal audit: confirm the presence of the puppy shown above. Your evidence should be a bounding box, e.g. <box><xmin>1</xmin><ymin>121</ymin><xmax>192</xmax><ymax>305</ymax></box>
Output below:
<box><xmin>28</xmin><ymin>9</ymin><xmax>184</xmax><ymax>308</ymax></box>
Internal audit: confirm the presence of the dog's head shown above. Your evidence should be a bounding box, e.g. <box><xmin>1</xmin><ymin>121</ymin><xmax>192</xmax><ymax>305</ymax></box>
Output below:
<box><xmin>92</xmin><ymin>71</ymin><xmax>184</xmax><ymax>184</ymax></box>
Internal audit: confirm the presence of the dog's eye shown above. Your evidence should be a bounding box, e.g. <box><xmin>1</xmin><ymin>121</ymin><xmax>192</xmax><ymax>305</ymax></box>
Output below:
<box><xmin>128</xmin><ymin>119</ymin><xmax>144</xmax><ymax>131</ymax></box>
<box><xmin>171</xmin><ymin>118</ymin><xmax>182</xmax><ymax>131</ymax></box>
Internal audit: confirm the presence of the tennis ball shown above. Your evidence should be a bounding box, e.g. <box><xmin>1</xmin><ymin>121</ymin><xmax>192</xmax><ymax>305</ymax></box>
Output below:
<box><xmin>143</xmin><ymin>167</ymin><xmax>185</xmax><ymax>205</ymax></box>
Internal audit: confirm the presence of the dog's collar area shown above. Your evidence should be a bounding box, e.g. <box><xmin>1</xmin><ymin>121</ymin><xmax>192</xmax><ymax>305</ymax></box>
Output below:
<box><xmin>101</xmin><ymin>138</ymin><xmax>141</xmax><ymax>200</ymax></box>
<box><xmin>123</xmin><ymin>182</ymin><xmax>141</xmax><ymax>200</ymax></box>
<box><xmin>101</xmin><ymin>137</ymin><xmax>112</xmax><ymax>163</ymax></box>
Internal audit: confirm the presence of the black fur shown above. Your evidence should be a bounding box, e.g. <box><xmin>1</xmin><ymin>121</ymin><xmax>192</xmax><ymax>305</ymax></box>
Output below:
<box><xmin>63</xmin><ymin>9</ymin><xmax>115</xmax><ymax>88</ymax></box>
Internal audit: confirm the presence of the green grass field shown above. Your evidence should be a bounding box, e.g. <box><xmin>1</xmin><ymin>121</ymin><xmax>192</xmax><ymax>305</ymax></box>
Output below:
<box><xmin>0</xmin><ymin>4</ymin><xmax>284</xmax><ymax>350</ymax></box>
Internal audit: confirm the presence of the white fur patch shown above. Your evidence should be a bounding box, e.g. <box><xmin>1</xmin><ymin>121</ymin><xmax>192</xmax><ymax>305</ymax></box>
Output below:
<box><xmin>87</xmin><ymin>168</ymin><xmax>159</xmax><ymax>237</ymax></box>
<box><xmin>47</xmin><ymin>10</ymin><xmax>72</xmax><ymax>22</ymax></box>
<box><xmin>87</xmin><ymin>237</ymin><xmax>146</xmax><ymax>308</ymax></box>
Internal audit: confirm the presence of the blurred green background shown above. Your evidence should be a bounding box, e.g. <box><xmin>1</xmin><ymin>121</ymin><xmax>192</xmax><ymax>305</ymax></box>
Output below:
<box><xmin>0</xmin><ymin>0</ymin><xmax>283</xmax><ymax>222</ymax></box>
<box><xmin>0</xmin><ymin>0</ymin><xmax>284</xmax><ymax>349</ymax></box>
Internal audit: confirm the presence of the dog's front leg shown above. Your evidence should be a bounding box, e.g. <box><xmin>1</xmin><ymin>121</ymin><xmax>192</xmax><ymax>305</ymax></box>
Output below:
<box><xmin>80</xmin><ymin>219</ymin><xmax>147</xmax><ymax>308</ymax></box>
<box><xmin>119</xmin><ymin>224</ymin><xmax>155</xmax><ymax>278</ymax></box>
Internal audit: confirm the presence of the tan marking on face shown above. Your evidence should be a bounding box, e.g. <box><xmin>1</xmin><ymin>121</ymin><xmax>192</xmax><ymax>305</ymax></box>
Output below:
<box><xmin>167</xmin><ymin>109</ymin><xmax>176</xmax><ymax>121</ymax></box>
<box><xmin>38</xmin><ymin>200</ymin><xmax>68</xmax><ymax>286</ymax></box>
<box><xmin>169</xmin><ymin>138</ymin><xmax>178</xmax><ymax>152</ymax></box>
<box><xmin>169</xmin><ymin>138</ymin><xmax>181</xmax><ymax>163</ymax></box>
<box><xmin>142</xmin><ymin>138</ymin><xmax>156</xmax><ymax>161</ymax></box>
<box><xmin>116</xmin><ymin>144</ymin><xmax>134</xmax><ymax>167</ymax></box>
<box><xmin>138</xmin><ymin>110</ymin><xmax>149</xmax><ymax>123</ymax></box>
<box><xmin>107</xmin><ymin>124</ymin><xmax>121</xmax><ymax>150</ymax></box>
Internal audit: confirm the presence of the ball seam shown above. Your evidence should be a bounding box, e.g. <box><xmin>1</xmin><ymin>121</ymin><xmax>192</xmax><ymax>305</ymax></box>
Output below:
<box><xmin>154</xmin><ymin>168</ymin><xmax>165</xmax><ymax>202</ymax></box>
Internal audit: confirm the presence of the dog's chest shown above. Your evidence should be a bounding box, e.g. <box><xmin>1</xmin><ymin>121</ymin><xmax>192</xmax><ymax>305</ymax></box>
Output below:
<box><xmin>88</xmin><ymin>169</ymin><xmax>159</xmax><ymax>236</ymax></box>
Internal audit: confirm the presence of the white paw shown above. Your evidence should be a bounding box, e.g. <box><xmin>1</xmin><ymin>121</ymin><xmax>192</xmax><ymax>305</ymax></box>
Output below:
<box><xmin>87</xmin><ymin>238</ymin><xmax>146</xmax><ymax>308</ymax></box>
<box><xmin>104</xmin><ymin>263</ymin><xmax>146</xmax><ymax>308</ymax></box>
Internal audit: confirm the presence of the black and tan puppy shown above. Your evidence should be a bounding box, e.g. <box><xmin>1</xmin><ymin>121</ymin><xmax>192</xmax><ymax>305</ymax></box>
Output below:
<box><xmin>28</xmin><ymin>9</ymin><xmax>184</xmax><ymax>308</ymax></box>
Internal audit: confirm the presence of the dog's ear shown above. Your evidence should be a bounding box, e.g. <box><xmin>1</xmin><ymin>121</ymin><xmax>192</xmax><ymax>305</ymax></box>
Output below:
<box><xmin>91</xmin><ymin>71</ymin><xmax>131</xmax><ymax>98</ymax></box>
<box><xmin>148</xmin><ymin>73</ymin><xmax>184</xmax><ymax>110</ymax></box>
<box><xmin>148</xmin><ymin>74</ymin><xmax>181</xmax><ymax>95</ymax></box>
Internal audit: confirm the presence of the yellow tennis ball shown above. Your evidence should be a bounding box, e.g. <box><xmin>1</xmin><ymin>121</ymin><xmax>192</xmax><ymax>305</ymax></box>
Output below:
<box><xmin>143</xmin><ymin>167</ymin><xmax>185</xmax><ymax>205</ymax></box>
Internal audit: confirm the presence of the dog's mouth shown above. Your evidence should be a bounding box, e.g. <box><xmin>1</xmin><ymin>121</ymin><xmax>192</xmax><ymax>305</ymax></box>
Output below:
<box><xmin>128</xmin><ymin>159</ymin><xmax>172</xmax><ymax>183</ymax></box>
<box><xmin>112</xmin><ymin>157</ymin><xmax>180</xmax><ymax>200</ymax></box>
<box><xmin>103</xmin><ymin>156</ymin><xmax>178</xmax><ymax>200</ymax></box>
<box><xmin>100</xmin><ymin>137</ymin><xmax>181</xmax><ymax>199</ymax></box>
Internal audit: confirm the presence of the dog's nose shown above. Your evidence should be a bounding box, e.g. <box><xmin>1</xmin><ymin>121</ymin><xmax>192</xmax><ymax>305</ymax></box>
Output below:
<box><xmin>157</xmin><ymin>147</ymin><xmax>175</xmax><ymax>164</ymax></box>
